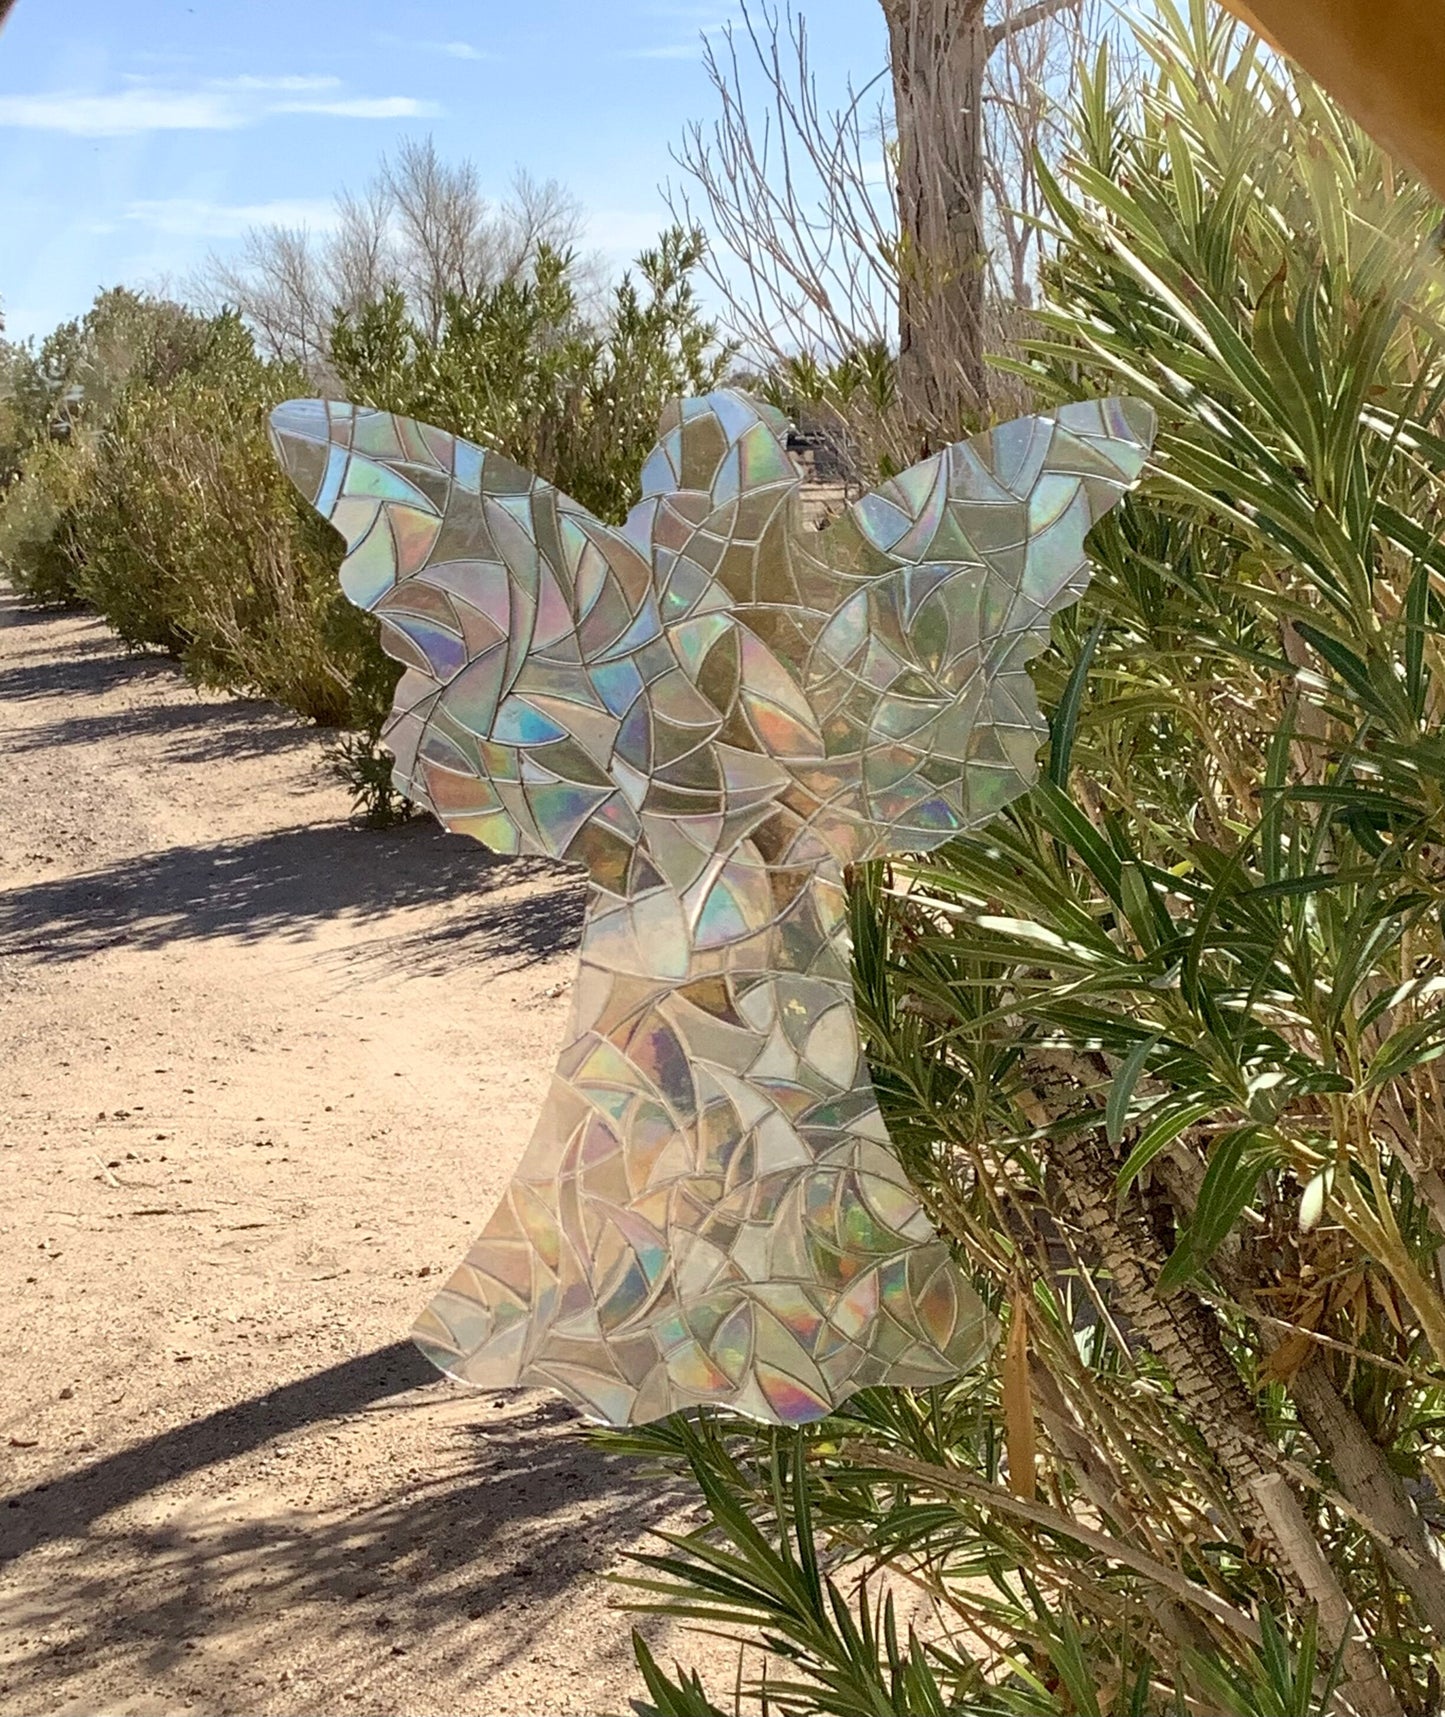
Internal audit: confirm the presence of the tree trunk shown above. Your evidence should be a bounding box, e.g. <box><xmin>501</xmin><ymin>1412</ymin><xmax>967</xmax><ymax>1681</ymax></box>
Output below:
<box><xmin>878</xmin><ymin>0</ymin><xmax>990</xmax><ymax>444</ymax></box>
<box><xmin>1290</xmin><ymin>1364</ymin><xmax>1445</xmax><ymax>1637</ymax></box>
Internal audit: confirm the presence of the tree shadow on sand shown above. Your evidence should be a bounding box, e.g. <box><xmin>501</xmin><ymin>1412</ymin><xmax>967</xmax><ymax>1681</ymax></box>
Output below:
<box><xmin>0</xmin><ymin>594</ymin><xmax>84</xmax><ymax>630</ymax></box>
<box><xmin>0</xmin><ymin>820</ymin><xmax>583</xmax><ymax>967</ymax></box>
<box><xmin>1</xmin><ymin>1348</ymin><xmax>703</xmax><ymax>1712</ymax></box>
<box><xmin>0</xmin><ymin>1344</ymin><xmax>437</xmax><ymax>1564</ymax></box>
<box><xmin>0</xmin><ymin>641</ymin><xmax>177</xmax><ymax>704</ymax></box>
<box><xmin>5</xmin><ymin>697</ymin><xmax>325</xmax><ymax>764</ymax></box>
<box><xmin>343</xmin><ymin>879</ymin><xmax>588</xmax><ymax>978</ymax></box>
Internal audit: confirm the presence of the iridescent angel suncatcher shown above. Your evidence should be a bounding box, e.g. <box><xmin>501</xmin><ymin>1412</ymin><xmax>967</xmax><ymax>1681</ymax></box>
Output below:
<box><xmin>270</xmin><ymin>388</ymin><xmax>1154</xmax><ymax>1426</ymax></box>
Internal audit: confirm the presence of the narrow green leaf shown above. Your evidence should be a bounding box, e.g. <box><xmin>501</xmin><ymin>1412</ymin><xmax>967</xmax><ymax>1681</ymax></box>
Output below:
<box><xmin>1048</xmin><ymin>617</ymin><xmax>1104</xmax><ymax>789</ymax></box>
<box><xmin>1292</xmin><ymin>619</ymin><xmax>1406</xmax><ymax>727</ymax></box>
<box><xmin>1158</xmin><ymin>1127</ymin><xmax>1276</xmax><ymax>1292</ymax></box>
<box><xmin>1115</xmin><ymin>1099</ymin><xmax>1217</xmax><ymax>1195</ymax></box>
<box><xmin>1251</xmin><ymin>265</ymin><xmax>1323</xmax><ymax>475</ymax></box>
<box><xmin>1107</xmin><ymin>1035</ymin><xmax>1160</xmax><ymax>1146</ymax></box>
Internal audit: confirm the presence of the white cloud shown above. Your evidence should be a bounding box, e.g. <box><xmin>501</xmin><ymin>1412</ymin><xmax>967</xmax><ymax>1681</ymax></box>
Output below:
<box><xmin>0</xmin><ymin>88</ymin><xmax>245</xmax><ymax>135</ymax></box>
<box><xmin>123</xmin><ymin>196</ymin><xmax>342</xmax><ymax>238</ymax></box>
<box><xmin>277</xmin><ymin>95</ymin><xmax>439</xmax><ymax>119</ymax></box>
<box><xmin>206</xmin><ymin>74</ymin><xmax>343</xmax><ymax>93</ymax></box>
<box><xmin>372</xmin><ymin>33</ymin><xmax>494</xmax><ymax>62</ymax></box>
<box><xmin>0</xmin><ymin>76</ymin><xmax>439</xmax><ymax>136</ymax></box>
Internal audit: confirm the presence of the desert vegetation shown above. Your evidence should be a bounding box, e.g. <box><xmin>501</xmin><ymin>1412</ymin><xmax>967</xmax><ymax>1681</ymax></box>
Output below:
<box><xmin>611</xmin><ymin>8</ymin><xmax>1445</xmax><ymax>1714</ymax></box>
<box><xmin>0</xmin><ymin>151</ymin><xmax>723</xmax><ymax>819</ymax></box>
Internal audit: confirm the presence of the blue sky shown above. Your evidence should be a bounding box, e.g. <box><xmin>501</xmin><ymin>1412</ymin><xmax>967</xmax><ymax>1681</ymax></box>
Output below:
<box><xmin>0</xmin><ymin>0</ymin><xmax>889</xmax><ymax>346</ymax></box>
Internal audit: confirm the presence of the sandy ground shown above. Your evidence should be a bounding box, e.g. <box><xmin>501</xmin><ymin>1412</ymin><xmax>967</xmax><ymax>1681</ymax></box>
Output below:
<box><xmin>0</xmin><ymin>593</ymin><xmax>738</xmax><ymax>1715</ymax></box>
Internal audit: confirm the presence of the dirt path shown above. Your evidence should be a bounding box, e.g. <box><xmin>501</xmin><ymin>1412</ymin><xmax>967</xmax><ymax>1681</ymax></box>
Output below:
<box><xmin>0</xmin><ymin>594</ymin><xmax>732</xmax><ymax>1715</ymax></box>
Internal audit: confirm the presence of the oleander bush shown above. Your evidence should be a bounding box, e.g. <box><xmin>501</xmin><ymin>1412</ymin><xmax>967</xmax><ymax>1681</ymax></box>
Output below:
<box><xmin>609</xmin><ymin>7</ymin><xmax>1445</xmax><ymax>1714</ymax></box>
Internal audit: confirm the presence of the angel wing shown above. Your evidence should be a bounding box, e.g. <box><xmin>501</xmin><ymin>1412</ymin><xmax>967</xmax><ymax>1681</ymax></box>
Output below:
<box><xmin>576</xmin><ymin>390</ymin><xmax>1157</xmax><ymax>863</ymax></box>
<box><xmin>268</xmin><ymin>396</ymin><xmax>661</xmax><ymax>876</ymax></box>
<box><xmin>794</xmin><ymin>397</ymin><xmax>1157</xmax><ymax>855</ymax></box>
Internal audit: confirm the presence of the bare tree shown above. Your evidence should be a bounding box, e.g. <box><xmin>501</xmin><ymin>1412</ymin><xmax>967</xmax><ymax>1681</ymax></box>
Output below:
<box><xmin>670</xmin><ymin>15</ymin><xmax>897</xmax><ymax>390</ymax></box>
<box><xmin>381</xmin><ymin>138</ymin><xmax>489</xmax><ymax>341</ymax></box>
<box><xmin>328</xmin><ymin>182</ymin><xmax>397</xmax><ymax>322</ymax></box>
<box><xmin>983</xmin><ymin>0</ymin><xmax>1082</xmax><ymax>308</ymax></box>
<box><xmin>671</xmin><ymin>0</ymin><xmax>1091</xmax><ymax>458</ymax></box>
<box><xmin>197</xmin><ymin>140</ymin><xmax>589</xmax><ymax>373</ymax></box>
<box><xmin>203</xmin><ymin>224</ymin><xmax>331</xmax><ymax>373</ymax></box>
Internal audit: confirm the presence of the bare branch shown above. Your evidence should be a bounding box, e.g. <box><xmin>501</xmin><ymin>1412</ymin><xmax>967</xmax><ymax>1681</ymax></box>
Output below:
<box><xmin>382</xmin><ymin>137</ymin><xmax>489</xmax><ymax>341</ymax></box>
<box><xmin>986</xmin><ymin>0</ymin><xmax>1081</xmax><ymax>53</ymax></box>
<box><xmin>193</xmin><ymin>135</ymin><xmax>590</xmax><ymax>377</ymax></box>
<box><xmin>670</xmin><ymin>0</ymin><xmax>1094</xmax><ymax>464</ymax></box>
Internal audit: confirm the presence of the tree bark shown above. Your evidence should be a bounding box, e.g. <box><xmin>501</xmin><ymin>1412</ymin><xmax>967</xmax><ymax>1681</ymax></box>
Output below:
<box><xmin>1289</xmin><ymin>1363</ymin><xmax>1445</xmax><ymax>1637</ymax></box>
<box><xmin>878</xmin><ymin>0</ymin><xmax>990</xmax><ymax>442</ymax></box>
<box><xmin>1249</xmin><ymin>1472</ymin><xmax>1404</xmax><ymax>1717</ymax></box>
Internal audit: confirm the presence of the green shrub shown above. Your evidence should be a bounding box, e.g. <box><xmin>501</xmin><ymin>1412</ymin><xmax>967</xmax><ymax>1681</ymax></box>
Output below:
<box><xmin>69</xmin><ymin>312</ymin><xmax>373</xmax><ymax>721</ymax></box>
<box><xmin>0</xmin><ymin>437</ymin><xmax>91</xmax><ymax>605</ymax></box>
<box><xmin>0</xmin><ymin>291</ymin><xmax>397</xmax><ymax>743</ymax></box>
<box><xmin>330</xmin><ymin>224</ymin><xmax>730</xmax><ymax>527</ymax></box>
<box><xmin>324</xmin><ymin>223</ymin><xmax>727</xmax><ymax>813</ymax></box>
<box><xmin>2</xmin><ymin>234</ymin><xmax>727</xmax><ymax>823</ymax></box>
<box><xmin>0</xmin><ymin>292</ymin><xmax>181</xmax><ymax>601</ymax></box>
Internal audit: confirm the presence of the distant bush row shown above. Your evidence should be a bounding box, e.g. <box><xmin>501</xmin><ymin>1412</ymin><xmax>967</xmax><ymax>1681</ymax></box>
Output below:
<box><xmin>0</xmin><ymin>229</ymin><xmax>726</xmax><ymax>819</ymax></box>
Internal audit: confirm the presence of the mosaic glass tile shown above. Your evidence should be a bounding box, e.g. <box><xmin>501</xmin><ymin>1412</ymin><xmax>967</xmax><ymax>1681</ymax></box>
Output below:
<box><xmin>270</xmin><ymin>389</ymin><xmax>1154</xmax><ymax>1426</ymax></box>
